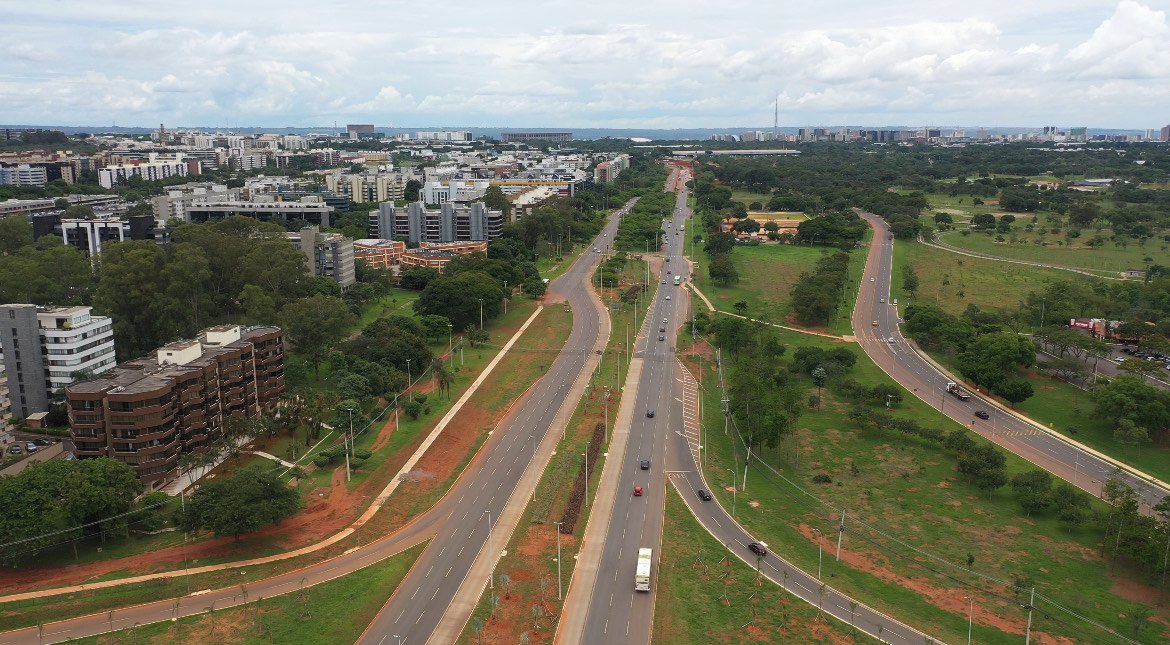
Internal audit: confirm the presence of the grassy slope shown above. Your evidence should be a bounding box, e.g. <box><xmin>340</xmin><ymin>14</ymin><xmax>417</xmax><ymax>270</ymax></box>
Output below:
<box><xmin>937</xmin><ymin>229</ymin><xmax>1164</xmax><ymax>274</ymax></box>
<box><xmin>69</xmin><ymin>543</ymin><xmax>425</xmax><ymax>645</ymax></box>
<box><xmin>691</xmin><ymin>244</ymin><xmax>831</xmax><ymax>325</ymax></box>
<box><xmin>701</xmin><ymin>328</ymin><xmax>1168</xmax><ymax>644</ymax></box>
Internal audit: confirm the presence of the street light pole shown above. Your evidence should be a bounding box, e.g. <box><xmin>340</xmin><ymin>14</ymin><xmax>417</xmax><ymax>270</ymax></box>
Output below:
<box><xmin>485</xmin><ymin>511</ymin><xmax>494</xmax><ymax>589</ymax></box>
<box><xmin>479</xmin><ymin>298</ymin><xmax>484</xmax><ymax>330</ymax></box>
<box><xmin>345</xmin><ymin>407</ymin><xmax>353</xmax><ymax>482</ymax></box>
<box><xmin>604</xmin><ymin>388</ymin><xmax>611</xmax><ymax>445</ymax></box>
<box><xmin>447</xmin><ymin>323</ymin><xmax>453</xmax><ymax>354</ymax></box>
<box><xmin>405</xmin><ymin>359</ymin><xmax>412</xmax><ymax>403</ymax></box>
<box><xmin>503</xmin><ymin>281</ymin><xmax>508</xmax><ymax>315</ymax></box>
<box><xmin>553</xmin><ymin>522</ymin><xmax>564</xmax><ymax>600</ymax></box>
<box><xmin>531</xmin><ymin>435</ymin><xmax>537</xmax><ymax>502</ymax></box>
<box><xmin>966</xmin><ymin>595</ymin><xmax>974</xmax><ymax>645</ymax></box>
<box><xmin>583</xmin><ymin>445</ymin><xmax>590</xmax><ymax>508</ymax></box>
<box><xmin>812</xmin><ymin>528</ymin><xmax>824</xmax><ymax>579</ymax></box>
<box><xmin>726</xmin><ymin>467</ymin><xmax>737</xmax><ymax>517</ymax></box>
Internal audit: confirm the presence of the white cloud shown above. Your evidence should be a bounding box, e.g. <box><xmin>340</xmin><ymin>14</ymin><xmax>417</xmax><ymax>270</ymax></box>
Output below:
<box><xmin>0</xmin><ymin>0</ymin><xmax>1165</xmax><ymax>128</ymax></box>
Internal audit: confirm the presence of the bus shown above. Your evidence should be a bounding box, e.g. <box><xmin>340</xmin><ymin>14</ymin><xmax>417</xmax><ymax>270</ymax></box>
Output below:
<box><xmin>635</xmin><ymin>548</ymin><xmax>653</xmax><ymax>591</ymax></box>
<box><xmin>673</xmin><ymin>275</ymin><xmax>681</xmax><ymax>286</ymax></box>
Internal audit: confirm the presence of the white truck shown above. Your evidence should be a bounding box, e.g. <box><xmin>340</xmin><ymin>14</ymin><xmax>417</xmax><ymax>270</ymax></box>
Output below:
<box><xmin>946</xmin><ymin>382</ymin><xmax>972</xmax><ymax>401</ymax></box>
<box><xmin>635</xmin><ymin>547</ymin><xmax>653</xmax><ymax>591</ymax></box>
<box><xmin>673</xmin><ymin>275</ymin><xmax>681</xmax><ymax>286</ymax></box>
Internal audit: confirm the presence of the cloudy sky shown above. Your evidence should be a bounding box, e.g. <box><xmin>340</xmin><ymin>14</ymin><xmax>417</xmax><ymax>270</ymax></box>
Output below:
<box><xmin>2</xmin><ymin>0</ymin><xmax>1168</xmax><ymax>129</ymax></box>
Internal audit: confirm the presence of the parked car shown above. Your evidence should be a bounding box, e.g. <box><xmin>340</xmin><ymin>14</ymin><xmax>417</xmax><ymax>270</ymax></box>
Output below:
<box><xmin>31</xmin><ymin>438</ymin><xmax>52</xmax><ymax>446</ymax></box>
<box><xmin>25</xmin><ymin>443</ymin><xmax>38</xmax><ymax>453</ymax></box>
<box><xmin>633</xmin><ymin>486</ymin><xmax>644</xmax><ymax>497</ymax></box>
<box><xmin>640</xmin><ymin>459</ymin><xmax>650</xmax><ymax>470</ymax></box>
<box><xmin>872</xmin><ymin>320</ymin><xmax>878</xmax><ymax>327</ymax></box>
<box><xmin>975</xmin><ymin>410</ymin><xmax>990</xmax><ymax>420</ymax></box>
<box><xmin>748</xmin><ymin>542</ymin><xmax>768</xmax><ymax>557</ymax></box>
<box><xmin>697</xmin><ymin>489</ymin><xmax>712</xmax><ymax>501</ymax></box>
<box><xmin>7</xmin><ymin>445</ymin><xmax>22</xmax><ymax>455</ymax></box>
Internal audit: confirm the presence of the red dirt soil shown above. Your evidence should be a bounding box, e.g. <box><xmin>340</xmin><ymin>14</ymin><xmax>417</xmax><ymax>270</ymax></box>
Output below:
<box><xmin>795</xmin><ymin>524</ymin><xmax>1079</xmax><ymax>644</ymax></box>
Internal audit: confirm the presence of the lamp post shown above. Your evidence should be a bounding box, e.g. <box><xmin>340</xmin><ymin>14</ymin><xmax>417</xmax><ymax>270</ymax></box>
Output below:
<box><xmin>965</xmin><ymin>594</ymin><xmax>974</xmax><ymax>645</ymax></box>
<box><xmin>603</xmin><ymin>387</ymin><xmax>611</xmax><ymax>445</ymax></box>
<box><xmin>553</xmin><ymin>521</ymin><xmax>564</xmax><ymax>600</ymax></box>
<box><xmin>478</xmin><ymin>298</ymin><xmax>484</xmax><ymax>330</ymax></box>
<box><xmin>447</xmin><ymin>323</ymin><xmax>453</xmax><ymax>354</ymax></box>
<box><xmin>405</xmin><ymin>358</ymin><xmax>412</xmax><ymax>403</ymax></box>
<box><xmin>583</xmin><ymin>443</ymin><xmax>591</xmax><ymax>508</ymax></box>
<box><xmin>503</xmin><ymin>280</ymin><xmax>508</xmax><ymax>315</ymax></box>
<box><xmin>726</xmin><ymin>467</ymin><xmax>737</xmax><ymax>517</ymax></box>
<box><xmin>812</xmin><ymin>528</ymin><xmax>824</xmax><ymax>579</ymax></box>
<box><xmin>344</xmin><ymin>406</ymin><xmax>353</xmax><ymax>482</ymax></box>
<box><xmin>531</xmin><ymin>435</ymin><xmax>537</xmax><ymax>502</ymax></box>
<box><xmin>484</xmin><ymin>511</ymin><xmax>494</xmax><ymax>590</ymax></box>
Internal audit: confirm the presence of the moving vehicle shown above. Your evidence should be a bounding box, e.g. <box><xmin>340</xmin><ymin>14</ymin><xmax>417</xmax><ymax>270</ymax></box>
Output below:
<box><xmin>640</xmin><ymin>459</ymin><xmax>650</xmax><ymax>470</ymax></box>
<box><xmin>886</xmin><ymin>337</ymin><xmax>895</xmax><ymax>344</ymax></box>
<box><xmin>748</xmin><ymin>542</ymin><xmax>768</xmax><ymax>557</ymax></box>
<box><xmin>635</xmin><ymin>548</ymin><xmax>653</xmax><ymax>591</ymax></box>
<box><xmin>879</xmin><ymin>298</ymin><xmax>885</xmax><ymax>303</ymax></box>
<box><xmin>946</xmin><ymin>382</ymin><xmax>972</xmax><ymax>401</ymax></box>
<box><xmin>665</xmin><ymin>295</ymin><xmax>671</xmax><ymax>300</ymax></box>
<box><xmin>697</xmin><ymin>489</ymin><xmax>712</xmax><ymax>501</ymax></box>
<box><xmin>673</xmin><ymin>275</ymin><xmax>681</xmax><ymax>286</ymax></box>
<box><xmin>633</xmin><ymin>485</ymin><xmax>643</xmax><ymax>497</ymax></box>
<box><xmin>975</xmin><ymin>410</ymin><xmax>990</xmax><ymax>420</ymax></box>
<box><xmin>659</xmin><ymin>326</ymin><xmax>665</xmax><ymax>332</ymax></box>
<box><xmin>646</xmin><ymin>409</ymin><xmax>655</xmax><ymax>418</ymax></box>
<box><xmin>872</xmin><ymin>320</ymin><xmax>878</xmax><ymax>327</ymax></box>
<box><xmin>658</xmin><ymin>335</ymin><xmax>665</xmax><ymax>341</ymax></box>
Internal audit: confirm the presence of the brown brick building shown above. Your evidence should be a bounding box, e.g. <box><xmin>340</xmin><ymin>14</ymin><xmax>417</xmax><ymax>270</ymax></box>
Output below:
<box><xmin>66</xmin><ymin>325</ymin><xmax>285</xmax><ymax>489</ymax></box>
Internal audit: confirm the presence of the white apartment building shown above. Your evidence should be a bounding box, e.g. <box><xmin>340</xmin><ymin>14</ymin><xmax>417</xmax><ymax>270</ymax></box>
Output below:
<box><xmin>282</xmin><ymin>135</ymin><xmax>307</xmax><ymax>150</ymax></box>
<box><xmin>324</xmin><ymin>172</ymin><xmax>407</xmax><ymax>204</ymax></box>
<box><xmin>422</xmin><ymin>179</ymin><xmax>490</xmax><ymax>205</ymax></box>
<box><xmin>416</xmin><ymin>131</ymin><xmax>473</xmax><ymax>142</ymax></box>
<box><xmin>0</xmin><ymin>304</ymin><xmax>116</xmax><ymax>418</ymax></box>
<box><xmin>0</xmin><ymin>164</ymin><xmax>49</xmax><ymax>187</ymax></box>
<box><xmin>232</xmin><ymin>151</ymin><xmax>269</xmax><ymax>171</ymax></box>
<box><xmin>98</xmin><ymin>154</ymin><xmax>192</xmax><ymax>189</ymax></box>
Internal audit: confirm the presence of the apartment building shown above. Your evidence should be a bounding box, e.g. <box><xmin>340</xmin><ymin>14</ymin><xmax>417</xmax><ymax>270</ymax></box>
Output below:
<box><xmin>288</xmin><ymin>226</ymin><xmax>356</xmax><ymax>289</ymax></box>
<box><xmin>0</xmin><ymin>305</ymin><xmax>117</xmax><ymax>418</ymax></box>
<box><xmin>352</xmin><ymin>239</ymin><xmax>406</xmax><ymax>270</ymax></box>
<box><xmin>370</xmin><ymin>202</ymin><xmax>504</xmax><ymax>244</ymax></box>
<box><xmin>593</xmin><ymin>154</ymin><xmax>630</xmax><ymax>183</ymax></box>
<box><xmin>30</xmin><ymin>214</ymin><xmax>158</xmax><ymax>256</ymax></box>
<box><xmin>98</xmin><ymin>154</ymin><xmax>194</xmax><ymax>189</ymax></box>
<box><xmin>0</xmin><ymin>366</ymin><xmax>10</xmax><ymax>433</ymax></box>
<box><xmin>185</xmin><ymin>196</ymin><xmax>334</xmax><ymax>227</ymax></box>
<box><xmin>501</xmin><ymin>132</ymin><xmax>572</xmax><ymax>143</ymax></box>
<box><xmin>415</xmin><ymin>131</ymin><xmax>473</xmax><ymax>142</ymax></box>
<box><xmin>0</xmin><ymin>164</ymin><xmax>49</xmax><ymax>187</ymax></box>
<box><xmin>66</xmin><ymin>325</ymin><xmax>285</xmax><ymax>488</ymax></box>
<box><xmin>324</xmin><ymin>172</ymin><xmax>407</xmax><ymax>204</ymax></box>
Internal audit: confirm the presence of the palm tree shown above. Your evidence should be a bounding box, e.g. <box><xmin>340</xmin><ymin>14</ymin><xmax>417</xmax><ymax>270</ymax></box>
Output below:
<box><xmin>433</xmin><ymin>357</ymin><xmax>454</xmax><ymax>399</ymax></box>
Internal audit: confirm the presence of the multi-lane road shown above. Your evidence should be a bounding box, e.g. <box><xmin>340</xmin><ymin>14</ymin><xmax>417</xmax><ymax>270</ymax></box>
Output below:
<box><xmin>853</xmin><ymin>211</ymin><xmax>1170</xmax><ymax>510</ymax></box>
<box><xmin>0</xmin><ymin>207</ymin><xmax>625</xmax><ymax>645</ymax></box>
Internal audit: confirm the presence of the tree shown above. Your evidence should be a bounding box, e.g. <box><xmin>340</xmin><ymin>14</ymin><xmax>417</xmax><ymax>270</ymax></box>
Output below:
<box><xmin>413</xmin><ymin>271</ymin><xmax>504</xmax><ymax>331</ymax></box>
<box><xmin>902</xmin><ymin>264</ymin><xmax>919</xmax><ymax>298</ymax></box>
<box><xmin>281</xmin><ymin>295</ymin><xmax>356</xmax><ymax>379</ymax></box>
<box><xmin>703</xmin><ymin>232</ymin><xmax>736</xmax><ymax>257</ymax></box>
<box><xmin>994</xmin><ymin>377</ymin><xmax>1034</xmax><ymax>407</ymax></box>
<box><xmin>708</xmin><ymin>253</ymin><xmax>739</xmax><ymax>286</ymax></box>
<box><xmin>405</xmin><ymin>179</ymin><xmax>422</xmax><ymax>202</ymax></box>
<box><xmin>1113</xmin><ymin>417</ymin><xmax>1150</xmax><ymax>446</ymax></box>
<box><xmin>239</xmin><ymin>284</ymin><xmax>278</xmax><ymax>325</ymax></box>
<box><xmin>0</xmin><ymin>215</ymin><xmax>33</xmax><ymax>254</ymax></box>
<box><xmin>400</xmin><ymin>267</ymin><xmax>439</xmax><ymax>290</ymax></box>
<box><xmin>484</xmin><ymin>185</ymin><xmax>511</xmax><ymax>219</ymax></box>
<box><xmin>972</xmin><ymin>213</ymin><xmax>996</xmax><ymax>229</ymax></box>
<box><xmin>957</xmin><ymin>443</ymin><xmax>1007</xmax><ymax>497</ymax></box>
<box><xmin>418</xmin><ymin>314</ymin><xmax>453</xmax><ymax>342</ymax></box>
<box><xmin>180</xmin><ymin>466</ymin><xmax>300</xmax><ymax>540</ymax></box>
<box><xmin>1010</xmin><ymin>470</ymin><xmax>1053</xmax><ymax>516</ymax></box>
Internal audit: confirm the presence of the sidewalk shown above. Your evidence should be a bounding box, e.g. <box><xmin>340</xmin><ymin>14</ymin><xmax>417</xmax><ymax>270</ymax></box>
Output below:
<box><xmin>689</xmin><ymin>282</ymin><xmax>846</xmax><ymax>341</ymax></box>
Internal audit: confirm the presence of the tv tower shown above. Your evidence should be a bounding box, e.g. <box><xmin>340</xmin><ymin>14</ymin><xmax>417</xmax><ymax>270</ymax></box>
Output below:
<box><xmin>773</xmin><ymin>93</ymin><xmax>779</xmax><ymax>141</ymax></box>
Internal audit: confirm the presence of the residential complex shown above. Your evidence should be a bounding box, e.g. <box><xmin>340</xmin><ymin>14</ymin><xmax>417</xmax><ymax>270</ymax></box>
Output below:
<box><xmin>31</xmin><ymin>213</ymin><xmax>158</xmax><ymax>256</ymax></box>
<box><xmin>0</xmin><ymin>164</ymin><xmax>49</xmax><ymax>187</ymax></box>
<box><xmin>399</xmin><ymin>241</ymin><xmax>489</xmax><ymax>273</ymax></box>
<box><xmin>65</xmin><ymin>325</ymin><xmax>285</xmax><ymax>488</ymax></box>
<box><xmin>0</xmin><ymin>305</ymin><xmax>117</xmax><ymax>419</ymax></box>
<box><xmin>593</xmin><ymin>154</ymin><xmax>630</xmax><ymax>183</ymax></box>
<box><xmin>98</xmin><ymin>153</ymin><xmax>196</xmax><ymax>189</ymax></box>
<box><xmin>501</xmin><ymin>131</ymin><xmax>572</xmax><ymax>143</ymax></box>
<box><xmin>370</xmin><ymin>202</ymin><xmax>504</xmax><ymax>244</ymax></box>
<box><xmin>185</xmin><ymin>195</ymin><xmax>334</xmax><ymax>227</ymax></box>
<box><xmin>288</xmin><ymin>225</ymin><xmax>356</xmax><ymax>289</ymax></box>
<box><xmin>352</xmin><ymin>239</ymin><xmax>406</xmax><ymax>270</ymax></box>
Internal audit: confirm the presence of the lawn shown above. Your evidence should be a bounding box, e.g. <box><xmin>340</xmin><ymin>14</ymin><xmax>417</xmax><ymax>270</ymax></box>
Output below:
<box><xmin>728</xmin><ymin>187</ymin><xmax>773</xmax><ymax>208</ymax></box>
<box><xmin>890</xmin><ymin>239</ymin><xmax>1091</xmax><ymax>316</ymax></box>
<box><xmin>355</xmin><ymin>288</ymin><xmax>420</xmax><ymax>330</ymax></box>
<box><xmin>700</xmin><ymin>328</ymin><xmax>1169</xmax><ymax>644</ymax></box>
<box><xmin>691</xmin><ymin>244</ymin><xmax>833</xmax><ymax>326</ymax></box>
<box><xmin>653</xmin><ymin>487</ymin><xmax>866</xmax><ymax>644</ymax></box>
<box><xmin>69</xmin><ymin>542</ymin><xmax>426</xmax><ymax>644</ymax></box>
<box><xmin>937</xmin><ymin>228</ymin><xmax>1166</xmax><ymax>275</ymax></box>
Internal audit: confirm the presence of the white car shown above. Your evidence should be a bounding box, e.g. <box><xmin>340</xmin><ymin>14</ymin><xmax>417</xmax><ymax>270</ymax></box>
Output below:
<box><xmin>666</xmin><ymin>295</ymin><xmax>671</xmax><ymax>300</ymax></box>
<box><xmin>887</xmin><ymin>337</ymin><xmax>895</xmax><ymax>344</ymax></box>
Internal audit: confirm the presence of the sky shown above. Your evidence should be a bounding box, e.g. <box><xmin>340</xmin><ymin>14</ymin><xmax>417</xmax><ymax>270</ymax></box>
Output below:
<box><xmin>2</xmin><ymin>0</ymin><xmax>1168</xmax><ymax>130</ymax></box>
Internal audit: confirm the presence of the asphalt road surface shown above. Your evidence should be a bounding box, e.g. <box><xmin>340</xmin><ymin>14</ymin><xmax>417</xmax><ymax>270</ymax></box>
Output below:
<box><xmin>575</xmin><ymin>186</ymin><xmax>691</xmax><ymax>645</ymax></box>
<box><xmin>0</xmin><ymin>210</ymin><xmax>625</xmax><ymax>645</ymax></box>
<box><xmin>853</xmin><ymin>211</ymin><xmax>1170</xmax><ymax>510</ymax></box>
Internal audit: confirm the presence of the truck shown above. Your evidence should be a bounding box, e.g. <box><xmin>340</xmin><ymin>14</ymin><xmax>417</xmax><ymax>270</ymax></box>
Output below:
<box><xmin>946</xmin><ymin>382</ymin><xmax>971</xmax><ymax>401</ymax></box>
<box><xmin>673</xmin><ymin>275</ymin><xmax>681</xmax><ymax>286</ymax></box>
<box><xmin>635</xmin><ymin>547</ymin><xmax>653</xmax><ymax>591</ymax></box>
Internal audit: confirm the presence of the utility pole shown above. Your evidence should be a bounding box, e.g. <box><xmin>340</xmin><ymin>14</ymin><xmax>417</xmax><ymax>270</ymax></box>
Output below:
<box><xmin>836</xmin><ymin>509</ymin><xmax>846</xmax><ymax>561</ymax></box>
<box><xmin>812</xmin><ymin>527</ymin><xmax>824</xmax><ymax>579</ymax></box>
<box><xmin>583</xmin><ymin>445</ymin><xmax>590</xmax><ymax>508</ymax></box>
<box><xmin>1024</xmin><ymin>587</ymin><xmax>1036</xmax><ymax>644</ymax></box>
<box><xmin>345</xmin><ymin>407</ymin><xmax>353</xmax><ymax>482</ymax></box>
<box><xmin>553</xmin><ymin>522</ymin><xmax>564</xmax><ymax>600</ymax></box>
<box><xmin>966</xmin><ymin>595</ymin><xmax>974</xmax><ymax>645</ymax></box>
<box><xmin>727</xmin><ymin>467</ymin><xmax>737</xmax><ymax>517</ymax></box>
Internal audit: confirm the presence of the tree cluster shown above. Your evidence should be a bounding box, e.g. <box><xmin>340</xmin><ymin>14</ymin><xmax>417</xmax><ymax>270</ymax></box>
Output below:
<box><xmin>178</xmin><ymin>465</ymin><xmax>300</xmax><ymax>540</ymax></box>
<box><xmin>790</xmin><ymin>252</ymin><xmax>851</xmax><ymax>325</ymax></box>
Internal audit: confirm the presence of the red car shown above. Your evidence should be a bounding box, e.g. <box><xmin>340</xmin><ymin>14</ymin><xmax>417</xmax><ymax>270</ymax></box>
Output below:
<box><xmin>633</xmin><ymin>486</ymin><xmax>643</xmax><ymax>497</ymax></box>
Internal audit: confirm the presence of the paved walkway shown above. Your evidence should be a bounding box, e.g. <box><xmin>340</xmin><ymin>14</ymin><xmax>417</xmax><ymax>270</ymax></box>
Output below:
<box><xmin>688</xmin><ymin>282</ymin><xmax>847</xmax><ymax>341</ymax></box>
<box><xmin>922</xmin><ymin>232</ymin><xmax>1122</xmax><ymax>280</ymax></box>
<box><xmin>243</xmin><ymin>450</ymin><xmax>296</xmax><ymax>468</ymax></box>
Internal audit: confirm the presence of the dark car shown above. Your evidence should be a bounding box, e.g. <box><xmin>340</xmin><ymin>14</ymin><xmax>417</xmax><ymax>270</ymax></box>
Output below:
<box><xmin>7</xmin><ymin>445</ymin><xmax>22</xmax><ymax>455</ymax></box>
<box><xmin>640</xmin><ymin>459</ymin><xmax>650</xmax><ymax>470</ymax></box>
<box><xmin>646</xmin><ymin>409</ymin><xmax>655</xmax><ymax>418</ymax></box>
<box><xmin>975</xmin><ymin>410</ymin><xmax>990</xmax><ymax>420</ymax></box>
<box><xmin>665</xmin><ymin>257</ymin><xmax>670</xmax><ymax>263</ymax></box>
<box><xmin>666</xmin><ymin>270</ymin><xmax>672</xmax><ymax>274</ymax></box>
<box><xmin>748</xmin><ymin>542</ymin><xmax>768</xmax><ymax>557</ymax></box>
<box><xmin>32</xmin><ymin>438</ymin><xmax>52</xmax><ymax>446</ymax></box>
<box><xmin>658</xmin><ymin>335</ymin><xmax>665</xmax><ymax>341</ymax></box>
<box><xmin>697</xmin><ymin>489</ymin><xmax>712</xmax><ymax>501</ymax></box>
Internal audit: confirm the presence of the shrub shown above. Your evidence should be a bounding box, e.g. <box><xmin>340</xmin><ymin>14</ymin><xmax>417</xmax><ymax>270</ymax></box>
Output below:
<box><xmin>812</xmin><ymin>473</ymin><xmax>833</xmax><ymax>484</ymax></box>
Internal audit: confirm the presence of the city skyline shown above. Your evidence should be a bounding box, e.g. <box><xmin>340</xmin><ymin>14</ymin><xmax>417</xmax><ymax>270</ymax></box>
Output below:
<box><xmin>2</xmin><ymin>0</ymin><xmax>1169</xmax><ymax>129</ymax></box>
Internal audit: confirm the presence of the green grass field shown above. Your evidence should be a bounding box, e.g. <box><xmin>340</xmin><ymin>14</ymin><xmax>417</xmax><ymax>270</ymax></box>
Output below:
<box><xmin>69</xmin><ymin>543</ymin><xmax>425</xmax><ymax>644</ymax></box>
<box><xmin>700</xmin><ymin>328</ymin><xmax>1169</xmax><ymax>645</ymax></box>
<box><xmin>937</xmin><ymin>229</ymin><xmax>1166</xmax><ymax>274</ymax></box>
<box><xmin>653</xmin><ymin>487</ymin><xmax>867</xmax><ymax>644</ymax></box>
<box><xmin>691</xmin><ymin>244</ymin><xmax>833</xmax><ymax>325</ymax></box>
<box><xmin>891</xmin><ymin>240</ymin><xmax>1092</xmax><ymax>316</ymax></box>
<box><xmin>728</xmin><ymin>187</ymin><xmax>773</xmax><ymax>207</ymax></box>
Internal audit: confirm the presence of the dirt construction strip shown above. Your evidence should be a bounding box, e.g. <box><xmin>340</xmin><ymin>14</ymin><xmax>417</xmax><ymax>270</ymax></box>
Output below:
<box><xmin>0</xmin><ymin>305</ymin><xmax>546</xmax><ymax>605</ymax></box>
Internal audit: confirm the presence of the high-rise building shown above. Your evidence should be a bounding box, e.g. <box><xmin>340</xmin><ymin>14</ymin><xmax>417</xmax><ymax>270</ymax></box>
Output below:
<box><xmin>0</xmin><ymin>305</ymin><xmax>117</xmax><ymax>418</ymax></box>
<box><xmin>0</xmin><ymin>164</ymin><xmax>49</xmax><ymax>187</ymax></box>
<box><xmin>289</xmin><ymin>226</ymin><xmax>356</xmax><ymax>289</ymax></box>
<box><xmin>501</xmin><ymin>132</ymin><xmax>572</xmax><ymax>143</ymax></box>
<box><xmin>66</xmin><ymin>325</ymin><xmax>284</xmax><ymax>488</ymax></box>
<box><xmin>98</xmin><ymin>154</ymin><xmax>193</xmax><ymax>189</ymax></box>
<box><xmin>1161</xmin><ymin>125</ymin><xmax>1170</xmax><ymax>142</ymax></box>
<box><xmin>371</xmin><ymin>202</ymin><xmax>504</xmax><ymax>244</ymax></box>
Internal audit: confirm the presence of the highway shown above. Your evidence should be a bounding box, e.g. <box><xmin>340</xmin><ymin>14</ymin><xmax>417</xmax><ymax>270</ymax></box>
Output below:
<box><xmin>571</xmin><ymin>181</ymin><xmax>691</xmax><ymax>644</ymax></box>
<box><xmin>854</xmin><ymin>210</ymin><xmax>1170</xmax><ymax>510</ymax></box>
<box><xmin>0</xmin><ymin>209</ymin><xmax>625</xmax><ymax>645</ymax></box>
